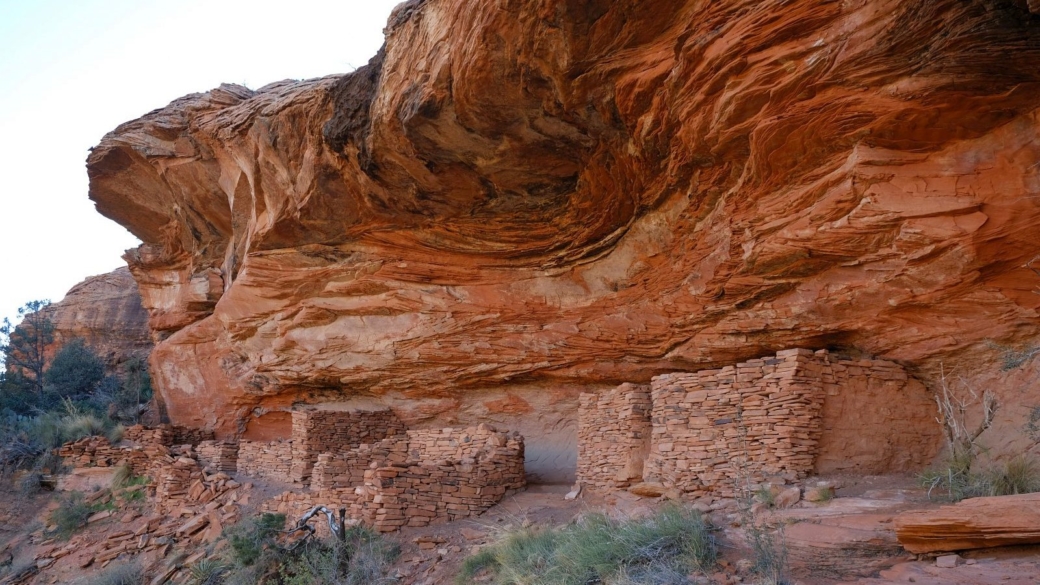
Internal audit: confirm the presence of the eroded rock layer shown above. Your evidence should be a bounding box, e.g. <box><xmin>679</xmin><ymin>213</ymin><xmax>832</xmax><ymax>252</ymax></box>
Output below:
<box><xmin>87</xmin><ymin>0</ymin><xmax>1040</xmax><ymax>480</ymax></box>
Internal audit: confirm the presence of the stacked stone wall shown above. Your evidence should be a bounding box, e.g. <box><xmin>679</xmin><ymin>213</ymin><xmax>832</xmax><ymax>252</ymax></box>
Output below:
<box><xmin>196</xmin><ymin>440</ymin><xmax>239</xmax><ymax>473</ymax></box>
<box><xmin>813</xmin><ymin>357</ymin><xmax>942</xmax><ymax>473</ymax></box>
<box><xmin>403</xmin><ymin>424</ymin><xmax>523</xmax><ymax>462</ymax></box>
<box><xmin>309</xmin><ymin>425</ymin><xmax>519</xmax><ymax>493</ymax></box>
<box><xmin>123</xmin><ymin>425</ymin><xmax>172</xmax><ymax>446</ymax></box>
<box><xmin>576</xmin><ymin>383</ymin><xmax>652</xmax><ymax>490</ymax></box>
<box><xmin>274</xmin><ymin>425</ymin><xmax>525</xmax><ymax>533</ymax></box>
<box><xmin>289</xmin><ymin>409</ymin><xmax>406</xmax><ymax>483</ymax></box>
<box><xmin>237</xmin><ymin>440</ymin><xmax>294</xmax><ymax>483</ymax></box>
<box><xmin>56</xmin><ymin>436</ymin><xmax>158</xmax><ymax>477</ymax></box>
<box><xmin>644</xmin><ymin>349</ymin><xmax>827</xmax><ymax>497</ymax></box>
<box><xmin>577</xmin><ymin>349</ymin><xmax>941</xmax><ymax>498</ymax></box>
<box><xmin>171</xmin><ymin>426</ymin><xmax>215</xmax><ymax>446</ymax></box>
<box><xmin>123</xmin><ymin>424</ymin><xmax>214</xmax><ymax>447</ymax></box>
<box><xmin>351</xmin><ymin>428</ymin><xmax>526</xmax><ymax>532</ymax></box>
<box><xmin>310</xmin><ymin>438</ymin><xmax>407</xmax><ymax>492</ymax></box>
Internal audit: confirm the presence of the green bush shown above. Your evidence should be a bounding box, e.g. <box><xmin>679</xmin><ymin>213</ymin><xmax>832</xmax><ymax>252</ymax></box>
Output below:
<box><xmin>188</xmin><ymin>557</ymin><xmax>229</xmax><ymax>585</ymax></box>
<box><xmin>222</xmin><ymin>515</ymin><xmax>398</xmax><ymax>585</ymax></box>
<box><xmin>277</xmin><ymin>525</ymin><xmax>399</xmax><ymax>585</ymax></box>
<box><xmin>922</xmin><ymin>454</ymin><xmax>1040</xmax><ymax>501</ymax></box>
<box><xmin>456</xmin><ymin>505</ymin><xmax>716</xmax><ymax>585</ymax></box>
<box><xmin>989</xmin><ymin>455</ymin><xmax>1040</xmax><ymax>495</ymax></box>
<box><xmin>229</xmin><ymin>513</ymin><xmax>288</xmax><ymax>567</ymax></box>
<box><xmin>44</xmin><ymin>339</ymin><xmax>105</xmax><ymax>400</ymax></box>
<box><xmin>49</xmin><ymin>492</ymin><xmax>94</xmax><ymax>540</ymax></box>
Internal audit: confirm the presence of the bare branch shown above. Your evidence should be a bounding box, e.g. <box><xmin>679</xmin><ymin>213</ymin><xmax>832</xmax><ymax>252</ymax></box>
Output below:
<box><xmin>932</xmin><ymin>362</ymin><xmax>998</xmax><ymax>470</ymax></box>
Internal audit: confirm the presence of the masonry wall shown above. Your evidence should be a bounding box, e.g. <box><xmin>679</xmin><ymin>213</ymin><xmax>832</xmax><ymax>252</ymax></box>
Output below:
<box><xmin>56</xmin><ymin>436</ymin><xmax>155</xmax><ymax>477</ymax></box>
<box><xmin>273</xmin><ymin>425</ymin><xmax>526</xmax><ymax>533</ymax></box>
<box><xmin>237</xmin><ymin>440</ymin><xmax>294</xmax><ymax>483</ymax></box>
<box><xmin>310</xmin><ymin>438</ymin><xmax>407</xmax><ymax>492</ymax></box>
<box><xmin>577</xmin><ymin>349</ymin><xmax>941</xmax><ymax>498</ymax></box>
<box><xmin>58</xmin><ymin>434</ymin><xmax>244</xmax><ymax>518</ymax></box>
<box><xmin>123</xmin><ymin>424</ymin><xmax>214</xmax><ymax>447</ymax></box>
<box><xmin>576</xmin><ymin>383</ymin><xmax>652</xmax><ymax>490</ymax></box>
<box><xmin>351</xmin><ymin>428</ymin><xmax>526</xmax><ymax>532</ymax></box>
<box><xmin>813</xmin><ymin>358</ymin><xmax>942</xmax><ymax>474</ymax></box>
<box><xmin>196</xmin><ymin>440</ymin><xmax>239</xmax><ymax>473</ymax></box>
<box><xmin>309</xmin><ymin>424</ymin><xmax>520</xmax><ymax>492</ymax></box>
<box><xmin>289</xmin><ymin>409</ymin><xmax>406</xmax><ymax>483</ymax></box>
<box><xmin>643</xmin><ymin>349</ymin><xmax>827</xmax><ymax>498</ymax></box>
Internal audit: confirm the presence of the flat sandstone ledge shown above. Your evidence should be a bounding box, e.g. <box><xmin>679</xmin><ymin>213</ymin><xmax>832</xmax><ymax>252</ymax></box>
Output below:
<box><xmin>895</xmin><ymin>493</ymin><xmax>1040</xmax><ymax>553</ymax></box>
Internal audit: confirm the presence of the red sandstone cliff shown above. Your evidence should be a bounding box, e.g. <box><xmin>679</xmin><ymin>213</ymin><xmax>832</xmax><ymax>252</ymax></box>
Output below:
<box><xmin>41</xmin><ymin>267</ymin><xmax>152</xmax><ymax>371</ymax></box>
<box><xmin>86</xmin><ymin>0</ymin><xmax>1040</xmax><ymax>479</ymax></box>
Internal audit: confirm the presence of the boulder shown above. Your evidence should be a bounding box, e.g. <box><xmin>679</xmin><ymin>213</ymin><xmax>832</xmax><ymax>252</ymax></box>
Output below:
<box><xmin>895</xmin><ymin>493</ymin><xmax>1040</xmax><ymax>553</ymax></box>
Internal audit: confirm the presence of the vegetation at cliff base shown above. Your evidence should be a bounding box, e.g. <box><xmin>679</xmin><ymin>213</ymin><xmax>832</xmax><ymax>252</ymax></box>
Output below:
<box><xmin>0</xmin><ymin>300</ymin><xmax>152</xmax><ymax>480</ymax></box>
<box><xmin>217</xmin><ymin>513</ymin><xmax>399</xmax><ymax>585</ymax></box>
<box><xmin>457</xmin><ymin>505</ymin><xmax>717</xmax><ymax>585</ymax></box>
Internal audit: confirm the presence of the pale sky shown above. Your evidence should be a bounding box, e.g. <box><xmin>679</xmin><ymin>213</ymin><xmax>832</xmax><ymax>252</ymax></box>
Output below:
<box><xmin>0</xmin><ymin>0</ymin><xmax>401</xmax><ymax>325</ymax></box>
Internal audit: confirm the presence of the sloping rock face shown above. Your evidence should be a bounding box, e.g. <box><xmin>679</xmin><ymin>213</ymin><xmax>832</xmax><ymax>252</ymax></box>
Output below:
<box><xmin>42</xmin><ymin>267</ymin><xmax>153</xmax><ymax>371</ymax></box>
<box><xmin>87</xmin><ymin>0</ymin><xmax>1040</xmax><ymax>480</ymax></box>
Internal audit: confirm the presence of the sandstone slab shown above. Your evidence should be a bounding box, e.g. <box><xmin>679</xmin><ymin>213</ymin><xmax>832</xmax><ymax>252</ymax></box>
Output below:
<box><xmin>895</xmin><ymin>493</ymin><xmax>1040</xmax><ymax>553</ymax></box>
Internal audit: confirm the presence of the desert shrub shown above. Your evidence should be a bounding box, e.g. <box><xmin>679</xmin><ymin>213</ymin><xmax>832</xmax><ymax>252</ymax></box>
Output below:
<box><xmin>922</xmin><ymin>454</ymin><xmax>1040</xmax><ymax>501</ymax></box>
<box><xmin>0</xmin><ymin>400</ymin><xmax>120</xmax><ymax>477</ymax></box>
<box><xmin>44</xmin><ymin>339</ymin><xmax>105</xmax><ymax>400</ymax></box>
<box><xmin>456</xmin><ymin>505</ymin><xmax>716</xmax><ymax>585</ymax></box>
<box><xmin>755</xmin><ymin>485</ymin><xmax>776</xmax><ymax>508</ymax></box>
<box><xmin>49</xmin><ymin>491</ymin><xmax>93</xmax><ymax>540</ymax></box>
<box><xmin>111</xmin><ymin>464</ymin><xmax>133</xmax><ymax>489</ymax></box>
<box><xmin>1026</xmin><ymin>406</ymin><xmax>1040</xmax><ymax>444</ymax></box>
<box><xmin>277</xmin><ymin>525</ymin><xmax>399</xmax><ymax>585</ymax></box>
<box><xmin>188</xmin><ymin>557</ymin><xmax>229</xmax><ymax>585</ymax></box>
<box><xmin>86</xmin><ymin>560</ymin><xmax>142</xmax><ymax>585</ymax></box>
<box><xmin>989</xmin><ymin>455</ymin><xmax>1040</xmax><ymax>495</ymax></box>
<box><xmin>61</xmin><ymin>411</ymin><xmax>108</xmax><ymax>439</ymax></box>
<box><xmin>921</xmin><ymin>452</ymin><xmax>984</xmax><ymax>501</ymax></box>
<box><xmin>228</xmin><ymin>513</ymin><xmax>287</xmax><ymax>567</ymax></box>
<box><xmin>743</xmin><ymin>518</ymin><xmax>789</xmax><ymax>585</ymax></box>
<box><xmin>223</xmin><ymin>515</ymin><xmax>398</xmax><ymax>585</ymax></box>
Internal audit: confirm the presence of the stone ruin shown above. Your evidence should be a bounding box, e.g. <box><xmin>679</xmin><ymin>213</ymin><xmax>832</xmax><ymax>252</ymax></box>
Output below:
<box><xmin>55</xmin><ymin>428</ymin><xmax>248</xmax><ymax>566</ymax></box>
<box><xmin>123</xmin><ymin>424</ymin><xmax>214</xmax><ymax>447</ymax></box>
<box><xmin>236</xmin><ymin>409</ymin><xmax>406</xmax><ymax>484</ymax></box>
<box><xmin>266</xmin><ymin>424</ymin><xmax>526</xmax><ymax>533</ymax></box>
<box><xmin>576</xmin><ymin>383</ymin><xmax>652</xmax><ymax>490</ymax></box>
<box><xmin>577</xmin><ymin>349</ymin><xmax>943</xmax><ymax>499</ymax></box>
<box><xmin>57</xmin><ymin>410</ymin><xmax>526</xmax><ymax>536</ymax></box>
<box><xmin>55</xmin><ymin>347</ymin><xmax>939</xmax><ymax>535</ymax></box>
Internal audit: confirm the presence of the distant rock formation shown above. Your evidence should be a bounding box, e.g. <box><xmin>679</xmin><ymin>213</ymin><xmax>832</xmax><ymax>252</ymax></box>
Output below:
<box><xmin>86</xmin><ymin>0</ymin><xmax>1040</xmax><ymax>480</ymax></box>
<box><xmin>40</xmin><ymin>267</ymin><xmax>152</xmax><ymax>372</ymax></box>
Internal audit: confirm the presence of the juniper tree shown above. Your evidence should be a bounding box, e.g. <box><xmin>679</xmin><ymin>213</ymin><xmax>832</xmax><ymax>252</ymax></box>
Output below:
<box><xmin>0</xmin><ymin>300</ymin><xmax>54</xmax><ymax>394</ymax></box>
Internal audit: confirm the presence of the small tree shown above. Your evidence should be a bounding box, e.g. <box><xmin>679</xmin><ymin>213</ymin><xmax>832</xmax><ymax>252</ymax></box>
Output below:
<box><xmin>933</xmin><ymin>363</ymin><xmax>998</xmax><ymax>471</ymax></box>
<box><xmin>44</xmin><ymin>339</ymin><xmax>105</xmax><ymax>400</ymax></box>
<box><xmin>99</xmin><ymin>357</ymin><xmax>152</xmax><ymax>423</ymax></box>
<box><xmin>0</xmin><ymin>300</ymin><xmax>54</xmax><ymax>394</ymax></box>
